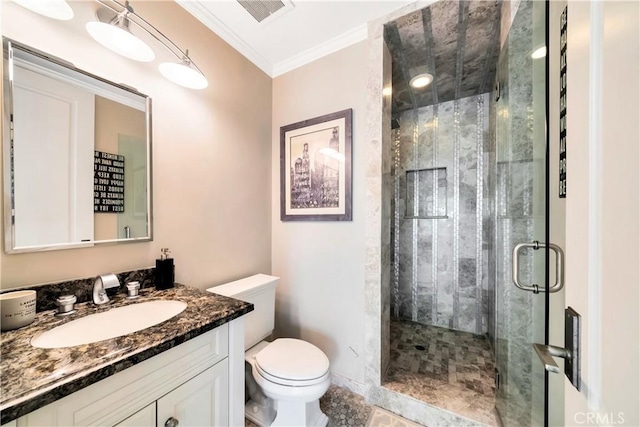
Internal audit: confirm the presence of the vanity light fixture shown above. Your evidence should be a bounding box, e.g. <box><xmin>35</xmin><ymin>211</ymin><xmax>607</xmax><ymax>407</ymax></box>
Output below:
<box><xmin>87</xmin><ymin>0</ymin><xmax>208</xmax><ymax>89</ymax></box>
<box><xmin>11</xmin><ymin>0</ymin><xmax>74</xmax><ymax>21</ymax></box>
<box><xmin>531</xmin><ymin>45</ymin><xmax>547</xmax><ymax>59</ymax></box>
<box><xmin>410</xmin><ymin>73</ymin><xmax>434</xmax><ymax>89</ymax></box>
<box><xmin>159</xmin><ymin>51</ymin><xmax>208</xmax><ymax>90</ymax></box>
<box><xmin>86</xmin><ymin>4</ymin><xmax>155</xmax><ymax>62</ymax></box>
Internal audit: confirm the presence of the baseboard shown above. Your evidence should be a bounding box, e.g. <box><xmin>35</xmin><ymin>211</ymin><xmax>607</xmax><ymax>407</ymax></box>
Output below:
<box><xmin>330</xmin><ymin>372</ymin><xmax>365</xmax><ymax>396</ymax></box>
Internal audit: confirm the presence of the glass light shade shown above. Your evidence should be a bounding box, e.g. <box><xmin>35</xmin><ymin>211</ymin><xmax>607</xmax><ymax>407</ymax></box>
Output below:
<box><xmin>11</xmin><ymin>0</ymin><xmax>73</xmax><ymax>20</ymax></box>
<box><xmin>410</xmin><ymin>73</ymin><xmax>434</xmax><ymax>89</ymax></box>
<box><xmin>531</xmin><ymin>46</ymin><xmax>547</xmax><ymax>59</ymax></box>
<box><xmin>158</xmin><ymin>62</ymin><xmax>208</xmax><ymax>90</ymax></box>
<box><xmin>86</xmin><ymin>21</ymin><xmax>155</xmax><ymax>62</ymax></box>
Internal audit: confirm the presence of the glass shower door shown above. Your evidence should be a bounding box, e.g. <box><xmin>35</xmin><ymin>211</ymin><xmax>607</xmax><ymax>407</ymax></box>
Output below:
<box><xmin>494</xmin><ymin>0</ymin><xmax>549</xmax><ymax>425</ymax></box>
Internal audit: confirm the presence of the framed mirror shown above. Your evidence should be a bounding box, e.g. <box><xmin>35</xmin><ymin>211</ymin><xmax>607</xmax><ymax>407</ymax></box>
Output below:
<box><xmin>2</xmin><ymin>38</ymin><xmax>153</xmax><ymax>253</ymax></box>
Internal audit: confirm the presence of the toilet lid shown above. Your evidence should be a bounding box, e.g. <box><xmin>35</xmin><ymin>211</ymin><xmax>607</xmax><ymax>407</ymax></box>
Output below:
<box><xmin>254</xmin><ymin>338</ymin><xmax>330</xmax><ymax>383</ymax></box>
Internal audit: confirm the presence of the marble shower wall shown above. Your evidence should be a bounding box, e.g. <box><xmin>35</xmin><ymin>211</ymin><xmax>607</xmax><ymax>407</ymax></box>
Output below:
<box><xmin>390</xmin><ymin>92</ymin><xmax>492</xmax><ymax>335</ymax></box>
<box><xmin>486</xmin><ymin>88</ymin><xmax>497</xmax><ymax>348</ymax></box>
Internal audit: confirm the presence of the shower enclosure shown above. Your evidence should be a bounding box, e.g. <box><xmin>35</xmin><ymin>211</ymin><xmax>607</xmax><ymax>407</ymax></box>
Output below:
<box><xmin>381</xmin><ymin>0</ymin><xmax>551</xmax><ymax>424</ymax></box>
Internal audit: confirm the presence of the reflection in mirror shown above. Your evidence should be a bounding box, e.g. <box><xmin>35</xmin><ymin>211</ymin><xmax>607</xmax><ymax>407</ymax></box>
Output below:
<box><xmin>3</xmin><ymin>38</ymin><xmax>153</xmax><ymax>253</ymax></box>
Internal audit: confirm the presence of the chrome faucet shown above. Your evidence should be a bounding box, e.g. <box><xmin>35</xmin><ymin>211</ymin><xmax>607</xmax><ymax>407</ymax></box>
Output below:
<box><xmin>93</xmin><ymin>273</ymin><xmax>120</xmax><ymax>305</ymax></box>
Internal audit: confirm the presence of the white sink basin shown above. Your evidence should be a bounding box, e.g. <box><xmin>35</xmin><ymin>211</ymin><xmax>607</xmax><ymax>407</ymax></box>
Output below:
<box><xmin>31</xmin><ymin>300</ymin><xmax>188</xmax><ymax>349</ymax></box>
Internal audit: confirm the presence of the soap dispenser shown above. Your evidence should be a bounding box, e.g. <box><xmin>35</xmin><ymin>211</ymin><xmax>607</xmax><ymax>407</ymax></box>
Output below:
<box><xmin>155</xmin><ymin>248</ymin><xmax>175</xmax><ymax>290</ymax></box>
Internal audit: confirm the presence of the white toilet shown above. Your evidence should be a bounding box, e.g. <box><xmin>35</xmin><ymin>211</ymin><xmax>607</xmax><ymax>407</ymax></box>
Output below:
<box><xmin>208</xmin><ymin>274</ymin><xmax>330</xmax><ymax>427</ymax></box>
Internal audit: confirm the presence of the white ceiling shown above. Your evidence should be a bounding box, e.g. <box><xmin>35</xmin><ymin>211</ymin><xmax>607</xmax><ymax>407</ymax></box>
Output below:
<box><xmin>176</xmin><ymin>0</ymin><xmax>414</xmax><ymax>77</ymax></box>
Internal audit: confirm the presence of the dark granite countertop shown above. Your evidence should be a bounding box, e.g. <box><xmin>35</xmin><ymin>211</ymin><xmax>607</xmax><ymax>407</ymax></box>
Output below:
<box><xmin>0</xmin><ymin>284</ymin><xmax>252</xmax><ymax>424</ymax></box>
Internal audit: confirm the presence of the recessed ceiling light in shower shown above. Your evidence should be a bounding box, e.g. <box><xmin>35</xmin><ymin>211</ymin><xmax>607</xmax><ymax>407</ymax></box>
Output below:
<box><xmin>410</xmin><ymin>73</ymin><xmax>434</xmax><ymax>89</ymax></box>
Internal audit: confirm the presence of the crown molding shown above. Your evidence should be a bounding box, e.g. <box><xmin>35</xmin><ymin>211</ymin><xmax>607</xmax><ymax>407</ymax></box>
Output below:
<box><xmin>272</xmin><ymin>24</ymin><xmax>368</xmax><ymax>77</ymax></box>
<box><xmin>178</xmin><ymin>2</ymin><xmax>370</xmax><ymax>78</ymax></box>
<box><xmin>175</xmin><ymin>0</ymin><xmax>274</xmax><ymax>76</ymax></box>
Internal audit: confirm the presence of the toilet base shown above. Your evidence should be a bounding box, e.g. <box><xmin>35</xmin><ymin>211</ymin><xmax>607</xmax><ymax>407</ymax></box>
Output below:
<box><xmin>271</xmin><ymin>399</ymin><xmax>328</xmax><ymax>427</ymax></box>
<box><xmin>245</xmin><ymin>398</ymin><xmax>276</xmax><ymax>426</ymax></box>
<box><xmin>245</xmin><ymin>397</ymin><xmax>328</xmax><ymax>427</ymax></box>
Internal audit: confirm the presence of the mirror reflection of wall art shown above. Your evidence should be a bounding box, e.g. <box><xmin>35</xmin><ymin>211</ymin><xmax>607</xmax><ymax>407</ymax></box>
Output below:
<box><xmin>94</xmin><ymin>151</ymin><xmax>125</xmax><ymax>213</ymax></box>
<box><xmin>280</xmin><ymin>109</ymin><xmax>352</xmax><ymax>221</ymax></box>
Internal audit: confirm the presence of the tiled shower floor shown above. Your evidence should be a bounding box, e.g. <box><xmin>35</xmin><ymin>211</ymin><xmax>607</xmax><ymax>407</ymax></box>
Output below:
<box><xmin>384</xmin><ymin>319</ymin><xmax>498</xmax><ymax>425</ymax></box>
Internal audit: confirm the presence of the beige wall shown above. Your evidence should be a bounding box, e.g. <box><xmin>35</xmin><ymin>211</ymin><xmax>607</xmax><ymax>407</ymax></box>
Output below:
<box><xmin>271</xmin><ymin>41</ymin><xmax>367</xmax><ymax>388</ymax></box>
<box><xmin>94</xmin><ymin>96</ymin><xmax>146</xmax><ymax>241</ymax></box>
<box><xmin>564</xmin><ymin>1</ymin><xmax>640</xmax><ymax>425</ymax></box>
<box><xmin>548</xmin><ymin>1</ymin><xmax>567</xmax><ymax>425</ymax></box>
<box><xmin>1</xmin><ymin>1</ymin><xmax>272</xmax><ymax>289</ymax></box>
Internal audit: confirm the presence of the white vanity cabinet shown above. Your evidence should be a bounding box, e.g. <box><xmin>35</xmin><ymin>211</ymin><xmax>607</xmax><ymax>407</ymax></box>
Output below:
<box><xmin>9</xmin><ymin>317</ymin><xmax>245</xmax><ymax>427</ymax></box>
<box><xmin>156</xmin><ymin>360</ymin><xmax>229</xmax><ymax>427</ymax></box>
<box><xmin>115</xmin><ymin>362</ymin><xmax>229</xmax><ymax>427</ymax></box>
<box><xmin>115</xmin><ymin>403</ymin><xmax>156</xmax><ymax>427</ymax></box>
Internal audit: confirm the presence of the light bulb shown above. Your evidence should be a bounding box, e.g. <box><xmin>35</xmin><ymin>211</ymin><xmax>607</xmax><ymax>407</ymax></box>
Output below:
<box><xmin>410</xmin><ymin>73</ymin><xmax>434</xmax><ymax>89</ymax></box>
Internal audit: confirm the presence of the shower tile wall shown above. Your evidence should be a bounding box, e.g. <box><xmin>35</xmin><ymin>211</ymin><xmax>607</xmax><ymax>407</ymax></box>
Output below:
<box><xmin>486</xmin><ymin>88</ymin><xmax>497</xmax><ymax>348</ymax></box>
<box><xmin>391</xmin><ymin>92</ymin><xmax>492</xmax><ymax>335</ymax></box>
<box><xmin>381</xmin><ymin>42</ymin><xmax>394</xmax><ymax>379</ymax></box>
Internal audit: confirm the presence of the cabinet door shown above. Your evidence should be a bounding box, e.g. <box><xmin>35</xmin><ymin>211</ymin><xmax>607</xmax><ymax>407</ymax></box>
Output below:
<box><xmin>157</xmin><ymin>359</ymin><xmax>229</xmax><ymax>427</ymax></box>
<box><xmin>115</xmin><ymin>402</ymin><xmax>156</xmax><ymax>427</ymax></box>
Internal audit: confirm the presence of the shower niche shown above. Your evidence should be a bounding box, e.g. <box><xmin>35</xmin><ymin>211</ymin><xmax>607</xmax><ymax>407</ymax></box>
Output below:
<box><xmin>404</xmin><ymin>167</ymin><xmax>447</xmax><ymax>219</ymax></box>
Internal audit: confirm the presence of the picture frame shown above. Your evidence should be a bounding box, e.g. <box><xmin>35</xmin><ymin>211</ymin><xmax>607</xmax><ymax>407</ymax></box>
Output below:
<box><xmin>280</xmin><ymin>109</ymin><xmax>352</xmax><ymax>221</ymax></box>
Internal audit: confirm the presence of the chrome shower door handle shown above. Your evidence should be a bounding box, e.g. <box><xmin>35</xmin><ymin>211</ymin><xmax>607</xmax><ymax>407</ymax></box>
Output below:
<box><xmin>512</xmin><ymin>241</ymin><xmax>565</xmax><ymax>294</ymax></box>
<box><xmin>533</xmin><ymin>343</ymin><xmax>569</xmax><ymax>374</ymax></box>
<box><xmin>533</xmin><ymin>306</ymin><xmax>582</xmax><ymax>391</ymax></box>
<box><xmin>547</xmin><ymin>242</ymin><xmax>565</xmax><ymax>292</ymax></box>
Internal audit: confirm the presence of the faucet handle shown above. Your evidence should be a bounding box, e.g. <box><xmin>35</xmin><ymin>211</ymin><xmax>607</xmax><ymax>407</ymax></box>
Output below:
<box><xmin>126</xmin><ymin>281</ymin><xmax>140</xmax><ymax>299</ymax></box>
<box><xmin>55</xmin><ymin>294</ymin><xmax>77</xmax><ymax>316</ymax></box>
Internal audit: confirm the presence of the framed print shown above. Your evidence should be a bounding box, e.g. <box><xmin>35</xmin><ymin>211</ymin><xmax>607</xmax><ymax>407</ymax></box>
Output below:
<box><xmin>280</xmin><ymin>109</ymin><xmax>352</xmax><ymax>221</ymax></box>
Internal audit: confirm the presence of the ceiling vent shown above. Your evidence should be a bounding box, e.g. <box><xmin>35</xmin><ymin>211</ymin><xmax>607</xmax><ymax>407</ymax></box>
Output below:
<box><xmin>237</xmin><ymin>0</ymin><xmax>293</xmax><ymax>24</ymax></box>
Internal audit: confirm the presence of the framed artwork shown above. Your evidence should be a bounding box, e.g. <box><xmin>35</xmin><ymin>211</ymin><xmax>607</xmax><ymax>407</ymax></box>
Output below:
<box><xmin>280</xmin><ymin>109</ymin><xmax>352</xmax><ymax>221</ymax></box>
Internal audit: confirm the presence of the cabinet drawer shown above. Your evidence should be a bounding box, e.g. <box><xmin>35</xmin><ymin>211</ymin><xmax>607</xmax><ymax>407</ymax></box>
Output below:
<box><xmin>157</xmin><ymin>360</ymin><xmax>229</xmax><ymax>427</ymax></box>
<box><xmin>115</xmin><ymin>403</ymin><xmax>155</xmax><ymax>427</ymax></box>
<box><xmin>17</xmin><ymin>325</ymin><xmax>228</xmax><ymax>427</ymax></box>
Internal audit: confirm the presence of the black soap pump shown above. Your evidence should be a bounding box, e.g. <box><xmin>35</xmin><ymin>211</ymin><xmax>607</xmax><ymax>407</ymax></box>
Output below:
<box><xmin>155</xmin><ymin>248</ymin><xmax>175</xmax><ymax>290</ymax></box>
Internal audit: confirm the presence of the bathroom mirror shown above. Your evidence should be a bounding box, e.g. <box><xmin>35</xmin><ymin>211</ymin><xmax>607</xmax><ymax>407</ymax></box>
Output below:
<box><xmin>2</xmin><ymin>38</ymin><xmax>153</xmax><ymax>253</ymax></box>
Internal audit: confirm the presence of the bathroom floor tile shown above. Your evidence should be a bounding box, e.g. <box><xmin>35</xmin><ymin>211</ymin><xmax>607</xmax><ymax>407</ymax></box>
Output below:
<box><xmin>245</xmin><ymin>384</ymin><xmax>373</xmax><ymax>427</ymax></box>
<box><xmin>321</xmin><ymin>384</ymin><xmax>373</xmax><ymax>426</ymax></box>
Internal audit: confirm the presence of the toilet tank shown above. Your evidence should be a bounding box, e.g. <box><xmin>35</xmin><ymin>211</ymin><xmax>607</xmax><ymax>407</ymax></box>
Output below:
<box><xmin>207</xmin><ymin>274</ymin><xmax>278</xmax><ymax>350</ymax></box>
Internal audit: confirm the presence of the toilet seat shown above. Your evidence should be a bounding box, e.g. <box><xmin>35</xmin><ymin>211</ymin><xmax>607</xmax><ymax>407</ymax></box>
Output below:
<box><xmin>254</xmin><ymin>338</ymin><xmax>330</xmax><ymax>387</ymax></box>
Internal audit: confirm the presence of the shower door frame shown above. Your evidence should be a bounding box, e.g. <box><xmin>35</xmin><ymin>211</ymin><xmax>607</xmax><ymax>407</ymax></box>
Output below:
<box><xmin>494</xmin><ymin>0</ymin><xmax>554</xmax><ymax>425</ymax></box>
